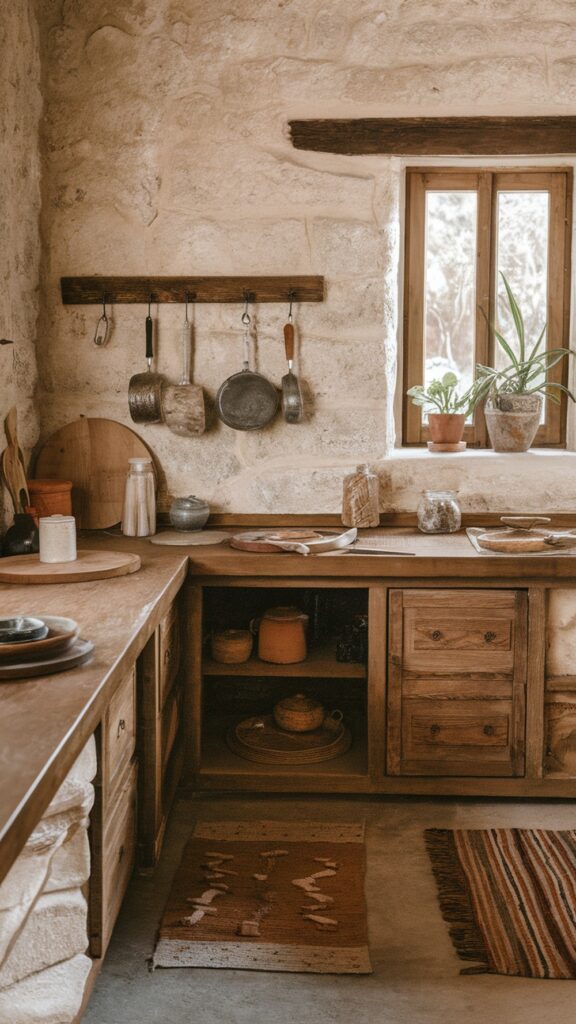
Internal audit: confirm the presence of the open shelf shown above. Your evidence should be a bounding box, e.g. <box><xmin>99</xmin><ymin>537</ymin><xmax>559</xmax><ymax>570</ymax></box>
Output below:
<box><xmin>203</xmin><ymin>644</ymin><xmax>366</xmax><ymax>678</ymax></box>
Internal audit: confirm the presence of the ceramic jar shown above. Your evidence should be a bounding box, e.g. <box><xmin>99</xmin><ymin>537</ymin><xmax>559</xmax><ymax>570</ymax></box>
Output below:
<box><xmin>211</xmin><ymin>629</ymin><xmax>253</xmax><ymax>664</ymax></box>
<box><xmin>27</xmin><ymin>479</ymin><xmax>73</xmax><ymax>518</ymax></box>
<box><xmin>38</xmin><ymin>514</ymin><xmax>77</xmax><ymax>563</ymax></box>
<box><xmin>252</xmin><ymin>606</ymin><xmax>309</xmax><ymax>664</ymax></box>
<box><xmin>169</xmin><ymin>496</ymin><xmax>210</xmax><ymax>531</ymax></box>
<box><xmin>273</xmin><ymin>694</ymin><xmax>325</xmax><ymax>733</ymax></box>
<box><xmin>122</xmin><ymin>457</ymin><xmax>156</xmax><ymax>537</ymax></box>
<box><xmin>2</xmin><ymin>513</ymin><xmax>39</xmax><ymax>556</ymax></box>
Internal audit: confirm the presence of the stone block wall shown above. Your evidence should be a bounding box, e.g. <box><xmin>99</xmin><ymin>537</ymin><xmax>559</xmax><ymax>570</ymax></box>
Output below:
<box><xmin>33</xmin><ymin>0</ymin><xmax>576</xmax><ymax>514</ymax></box>
<box><xmin>0</xmin><ymin>0</ymin><xmax>41</xmax><ymax>532</ymax></box>
<box><xmin>0</xmin><ymin>738</ymin><xmax>96</xmax><ymax>1024</ymax></box>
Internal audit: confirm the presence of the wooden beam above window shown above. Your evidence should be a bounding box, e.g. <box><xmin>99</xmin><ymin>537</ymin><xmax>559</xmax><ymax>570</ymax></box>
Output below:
<box><xmin>289</xmin><ymin>117</ymin><xmax>576</xmax><ymax>156</ymax></box>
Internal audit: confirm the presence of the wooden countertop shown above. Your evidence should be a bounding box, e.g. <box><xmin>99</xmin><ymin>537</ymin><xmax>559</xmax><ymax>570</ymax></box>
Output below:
<box><xmin>1</xmin><ymin>525</ymin><xmax>575</xmax><ymax>885</ymax></box>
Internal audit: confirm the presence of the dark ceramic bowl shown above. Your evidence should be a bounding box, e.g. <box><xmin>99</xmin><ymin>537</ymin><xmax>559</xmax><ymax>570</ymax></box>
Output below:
<box><xmin>0</xmin><ymin>617</ymin><xmax>49</xmax><ymax>644</ymax></box>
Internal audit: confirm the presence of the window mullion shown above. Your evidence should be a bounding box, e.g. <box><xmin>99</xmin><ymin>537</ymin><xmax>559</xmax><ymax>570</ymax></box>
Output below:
<box><xmin>473</xmin><ymin>171</ymin><xmax>493</xmax><ymax>447</ymax></box>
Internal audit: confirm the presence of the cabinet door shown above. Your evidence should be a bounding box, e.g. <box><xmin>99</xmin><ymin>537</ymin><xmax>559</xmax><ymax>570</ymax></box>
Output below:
<box><xmin>387</xmin><ymin>589</ymin><xmax>527</xmax><ymax>777</ymax></box>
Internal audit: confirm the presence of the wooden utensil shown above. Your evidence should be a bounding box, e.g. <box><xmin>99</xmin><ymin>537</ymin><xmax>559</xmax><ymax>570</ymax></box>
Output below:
<box><xmin>35</xmin><ymin>418</ymin><xmax>156</xmax><ymax>529</ymax></box>
<box><xmin>281</xmin><ymin>310</ymin><xmax>303</xmax><ymax>423</ymax></box>
<box><xmin>161</xmin><ymin>298</ymin><xmax>206</xmax><ymax>436</ymax></box>
<box><xmin>1</xmin><ymin>407</ymin><xmax>29</xmax><ymax>513</ymax></box>
<box><xmin>0</xmin><ymin>550</ymin><xmax>140</xmax><ymax>584</ymax></box>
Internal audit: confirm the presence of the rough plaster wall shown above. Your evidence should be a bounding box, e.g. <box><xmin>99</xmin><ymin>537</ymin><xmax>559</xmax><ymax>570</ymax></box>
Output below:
<box><xmin>0</xmin><ymin>1</ymin><xmax>42</xmax><ymax>529</ymax></box>
<box><xmin>35</xmin><ymin>0</ymin><xmax>576</xmax><ymax>513</ymax></box>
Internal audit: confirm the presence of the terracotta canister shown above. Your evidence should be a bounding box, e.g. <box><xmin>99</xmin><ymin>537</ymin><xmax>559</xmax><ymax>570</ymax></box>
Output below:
<box><xmin>211</xmin><ymin>629</ymin><xmax>253</xmax><ymax>664</ymax></box>
<box><xmin>27</xmin><ymin>479</ymin><xmax>73</xmax><ymax>518</ymax></box>
<box><xmin>253</xmin><ymin>606</ymin><xmax>309</xmax><ymax>664</ymax></box>
<box><xmin>273</xmin><ymin>694</ymin><xmax>324</xmax><ymax>732</ymax></box>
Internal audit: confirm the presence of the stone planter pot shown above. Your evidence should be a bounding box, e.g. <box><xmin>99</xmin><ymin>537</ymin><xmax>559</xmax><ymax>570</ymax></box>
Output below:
<box><xmin>484</xmin><ymin>394</ymin><xmax>542</xmax><ymax>452</ymax></box>
<box><xmin>428</xmin><ymin>413</ymin><xmax>466</xmax><ymax>445</ymax></box>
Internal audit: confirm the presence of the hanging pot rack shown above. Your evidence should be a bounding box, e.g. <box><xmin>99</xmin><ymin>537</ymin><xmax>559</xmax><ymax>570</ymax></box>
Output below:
<box><xmin>60</xmin><ymin>276</ymin><xmax>324</xmax><ymax>305</ymax></box>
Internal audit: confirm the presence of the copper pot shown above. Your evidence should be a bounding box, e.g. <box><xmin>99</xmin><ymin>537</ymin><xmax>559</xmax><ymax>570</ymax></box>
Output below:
<box><xmin>251</xmin><ymin>606</ymin><xmax>308</xmax><ymax>664</ymax></box>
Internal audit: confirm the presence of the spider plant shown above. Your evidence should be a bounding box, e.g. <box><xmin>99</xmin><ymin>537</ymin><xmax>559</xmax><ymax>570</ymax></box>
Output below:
<box><xmin>476</xmin><ymin>273</ymin><xmax>576</xmax><ymax>405</ymax></box>
<box><xmin>407</xmin><ymin>371</ymin><xmax>484</xmax><ymax>417</ymax></box>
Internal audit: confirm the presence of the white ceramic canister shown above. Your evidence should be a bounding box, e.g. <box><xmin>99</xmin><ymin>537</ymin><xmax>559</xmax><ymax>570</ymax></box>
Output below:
<box><xmin>38</xmin><ymin>514</ymin><xmax>77</xmax><ymax>563</ymax></box>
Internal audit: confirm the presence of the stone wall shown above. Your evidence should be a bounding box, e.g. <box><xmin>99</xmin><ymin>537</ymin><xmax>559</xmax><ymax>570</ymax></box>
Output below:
<box><xmin>0</xmin><ymin>738</ymin><xmax>96</xmax><ymax>1024</ymax></box>
<box><xmin>0</xmin><ymin>1</ymin><xmax>42</xmax><ymax>531</ymax></box>
<box><xmin>34</xmin><ymin>1</ymin><xmax>576</xmax><ymax>513</ymax></box>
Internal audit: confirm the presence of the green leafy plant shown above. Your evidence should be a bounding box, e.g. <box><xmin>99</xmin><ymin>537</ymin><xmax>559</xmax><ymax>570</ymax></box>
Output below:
<box><xmin>407</xmin><ymin>371</ymin><xmax>483</xmax><ymax>417</ymax></box>
<box><xmin>477</xmin><ymin>272</ymin><xmax>576</xmax><ymax>405</ymax></box>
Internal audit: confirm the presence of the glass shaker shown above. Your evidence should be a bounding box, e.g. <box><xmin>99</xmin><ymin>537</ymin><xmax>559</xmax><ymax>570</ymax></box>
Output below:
<box><xmin>122</xmin><ymin>457</ymin><xmax>156</xmax><ymax>537</ymax></box>
<box><xmin>417</xmin><ymin>490</ymin><xmax>461</xmax><ymax>534</ymax></box>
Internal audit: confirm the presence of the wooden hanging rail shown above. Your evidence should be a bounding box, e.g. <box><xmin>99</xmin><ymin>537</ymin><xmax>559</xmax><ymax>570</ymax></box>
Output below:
<box><xmin>60</xmin><ymin>276</ymin><xmax>324</xmax><ymax>304</ymax></box>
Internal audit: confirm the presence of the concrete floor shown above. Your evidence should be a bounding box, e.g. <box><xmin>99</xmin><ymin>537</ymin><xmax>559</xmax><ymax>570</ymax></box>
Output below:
<box><xmin>84</xmin><ymin>795</ymin><xmax>576</xmax><ymax>1024</ymax></box>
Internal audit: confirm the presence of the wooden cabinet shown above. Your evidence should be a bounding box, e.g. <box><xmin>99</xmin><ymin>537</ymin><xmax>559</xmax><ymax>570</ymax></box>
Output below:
<box><xmin>138</xmin><ymin>597</ymin><xmax>184</xmax><ymax>870</ymax></box>
<box><xmin>387</xmin><ymin>589</ymin><xmax>527</xmax><ymax>777</ymax></box>
<box><xmin>89</xmin><ymin>668</ymin><xmax>138</xmax><ymax>958</ymax></box>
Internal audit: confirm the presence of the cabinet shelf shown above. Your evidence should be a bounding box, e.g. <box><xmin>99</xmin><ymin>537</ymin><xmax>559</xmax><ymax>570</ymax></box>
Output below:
<box><xmin>203</xmin><ymin>645</ymin><xmax>366</xmax><ymax>679</ymax></box>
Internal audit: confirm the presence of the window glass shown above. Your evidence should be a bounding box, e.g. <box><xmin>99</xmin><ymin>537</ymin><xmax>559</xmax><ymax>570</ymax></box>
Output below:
<box><xmin>424</xmin><ymin>192</ymin><xmax>477</xmax><ymax>414</ymax></box>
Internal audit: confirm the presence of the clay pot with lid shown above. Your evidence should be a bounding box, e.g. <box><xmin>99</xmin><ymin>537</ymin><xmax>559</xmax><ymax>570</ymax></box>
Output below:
<box><xmin>273</xmin><ymin>694</ymin><xmax>324</xmax><ymax>732</ymax></box>
<box><xmin>251</xmin><ymin>605</ymin><xmax>309</xmax><ymax>664</ymax></box>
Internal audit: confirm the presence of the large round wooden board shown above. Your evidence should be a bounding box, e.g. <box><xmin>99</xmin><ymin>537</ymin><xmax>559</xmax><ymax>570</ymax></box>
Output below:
<box><xmin>477</xmin><ymin>528</ymin><xmax>550</xmax><ymax>553</ymax></box>
<box><xmin>0</xmin><ymin>638</ymin><xmax>94</xmax><ymax>680</ymax></box>
<box><xmin>149</xmin><ymin>530</ymin><xmax>230</xmax><ymax>546</ymax></box>
<box><xmin>227</xmin><ymin>714</ymin><xmax>351</xmax><ymax>765</ymax></box>
<box><xmin>34</xmin><ymin>418</ymin><xmax>156</xmax><ymax>529</ymax></box>
<box><xmin>0</xmin><ymin>550</ymin><xmax>141</xmax><ymax>584</ymax></box>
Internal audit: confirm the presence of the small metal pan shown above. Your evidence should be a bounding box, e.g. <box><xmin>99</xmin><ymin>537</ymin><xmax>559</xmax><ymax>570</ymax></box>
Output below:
<box><xmin>129</xmin><ymin>297</ymin><xmax>164</xmax><ymax>424</ymax></box>
<box><xmin>216</xmin><ymin>311</ymin><xmax>278</xmax><ymax>431</ymax></box>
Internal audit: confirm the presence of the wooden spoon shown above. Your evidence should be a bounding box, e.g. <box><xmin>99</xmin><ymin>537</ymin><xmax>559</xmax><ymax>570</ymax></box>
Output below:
<box><xmin>1</xmin><ymin>408</ymin><xmax>29</xmax><ymax>513</ymax></box>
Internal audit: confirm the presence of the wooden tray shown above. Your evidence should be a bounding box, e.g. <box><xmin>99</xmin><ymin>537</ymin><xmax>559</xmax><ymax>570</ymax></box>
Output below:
<box><xmin>0</xmin><ymin>638</ymin><xmax>94</xmax><ymax>680</ymax></box>
<box><xmin>0</xmin><ymin>550</ymin><xmax>141</xmax><ymax>584</ymax></box>
<box><xmin>0</xmin><ymin>616</ymin><xmax>79</xmax><ymax>660</ymax></box>
<box><xmin>227</xmin><ymin>714</ymin><xmax>352</xmax><ymax>765</ymax></box>
<box><xmin>149</xmin><ymin>530</ymin><xmax>229</xmax><ymax>546</ymax></box>
<box><xmin>34</xmin><ymin>417</ymin><xmax>156</xmax><ymax>530</ymax></box>
<box><xmin>477</xmin><ymin>528</ymin><xmax>551</xmax><ymax>553</ymax></box>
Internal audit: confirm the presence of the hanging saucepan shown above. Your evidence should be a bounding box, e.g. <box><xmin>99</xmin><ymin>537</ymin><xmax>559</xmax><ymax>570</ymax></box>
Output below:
<box><xmin>215</xmin><ymin>301</ymin><xmax>279</xmax><ymax>430</ymax></box>
<box><xmin>128</xmin><ymin>295</ymin><xmax>164</xmax><ymax>424</ymax></box>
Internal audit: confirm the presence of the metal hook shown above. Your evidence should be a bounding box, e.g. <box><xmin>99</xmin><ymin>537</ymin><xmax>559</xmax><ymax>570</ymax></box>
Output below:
<box><xmin>241</xmin><ymin>292</ymin><xmax>251</xmax><ymax>326</ymax></box>
<box><xmin>288</xmin><ymin>289</ymin><xmax>296</xmax><ymax>323</ymax></box>
<box><xmin>185</xmin><ymin>291</ymin><xmax>192</xmax><ymax>321</ymax></box>
<box><xmin>148</xmin><ymin>293</ymin><xmax>153</xmax><ymax>317</ymax></box>
<box><xmin>93</xmin><ymin>292</ymin><xmax>111</xmax><ymax>347</ymax></box>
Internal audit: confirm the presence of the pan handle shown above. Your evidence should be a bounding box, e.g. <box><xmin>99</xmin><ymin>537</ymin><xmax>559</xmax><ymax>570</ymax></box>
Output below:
<box><xmin>284</xmin><ymin>323</ymin><xmax>295</xmax><ymax>364</ymax></box>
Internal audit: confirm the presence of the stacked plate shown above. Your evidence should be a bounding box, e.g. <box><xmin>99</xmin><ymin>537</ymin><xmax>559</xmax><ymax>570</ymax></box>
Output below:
<box><xmin>0</xmin><ymin>616</ymin><xmax>93</xmax><ymax>681</ymax></box>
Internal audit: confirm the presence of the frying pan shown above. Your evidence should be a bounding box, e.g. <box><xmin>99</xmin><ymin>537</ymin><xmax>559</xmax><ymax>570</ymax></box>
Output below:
<box><xmin>128</xmin><ymin>298</ymin><xmax>164</xmax><ymax>424</ymax></box>
<box><xmin>216</xmin><ymin>313</ymin><xmax>279</xmax><ymax>431</ymax></box>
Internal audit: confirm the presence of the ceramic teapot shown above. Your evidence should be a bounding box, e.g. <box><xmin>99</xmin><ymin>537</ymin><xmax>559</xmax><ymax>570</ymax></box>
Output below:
<box><xmin>251</xmin><ymin>605</ymin><xmax>309</xmax><ymax>664</ymax></box>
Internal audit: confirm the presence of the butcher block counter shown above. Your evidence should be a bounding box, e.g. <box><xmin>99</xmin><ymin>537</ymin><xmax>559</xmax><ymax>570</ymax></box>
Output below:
<box><xmin>1</xmin><ymin>527</ymin><xmax>576</xmax><ymax>886</ymax></box>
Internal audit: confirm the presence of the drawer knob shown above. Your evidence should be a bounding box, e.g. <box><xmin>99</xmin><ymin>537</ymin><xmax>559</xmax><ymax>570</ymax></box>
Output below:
<box><xmin>117</xmin><ymin>719</ymin><xmax>126</xmax><ymax>737</ymax></box>
<box><xmin>483</xmin><ymin>724</ymin><xmax>495</xmax><ymax>736</ymax></box>
<box><xmin>430</xmin><ymin>724</ymin><xmax>441</xmax><ymax>736</ymax></box>
<box><xmin>431</xmin><ymin>630</ymin><xmax>443</xmax><ymax>641</ymax></box>
<box><xmin>484</xmin><ymin>631</ymin><xmax>496</xmax><ymax>643</ymax></box>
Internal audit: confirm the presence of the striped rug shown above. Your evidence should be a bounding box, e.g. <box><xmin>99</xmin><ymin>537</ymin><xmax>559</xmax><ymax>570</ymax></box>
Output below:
<box><xmin>425</xmin><ymin>828</ymin><xmax>576</xmax><ymax>979</ymax></box>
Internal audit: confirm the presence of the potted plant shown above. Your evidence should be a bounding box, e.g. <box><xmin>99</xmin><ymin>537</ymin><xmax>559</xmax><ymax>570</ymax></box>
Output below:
<box><xmin>477</xmin><ymin>273</ymin><xmax>576</xmax><ymax>452</ymax></box>
<box><xmin>407</xmin><ymin>372</ymin><xmax>483</xmax><ymax>450</ymax></box>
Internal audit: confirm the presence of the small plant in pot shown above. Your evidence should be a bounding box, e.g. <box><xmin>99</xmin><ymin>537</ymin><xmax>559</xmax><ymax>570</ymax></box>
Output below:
<box><xmin>477</xmin><ymin>273</ymin><xmax>576</xmax><ymax>452</ymax></box>
<box><xmin>407</xmin><ymin>372</ymin><xmax>482</xmax><ymax>450</ymax></box>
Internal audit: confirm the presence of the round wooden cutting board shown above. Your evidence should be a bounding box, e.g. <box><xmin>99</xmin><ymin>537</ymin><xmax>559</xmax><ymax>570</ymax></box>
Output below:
<box><xmin>0</xmin><ymin>550</ymin><xmax>141</xmax><ymax>584</ymax></box>
<box><xmin>34</xmin><ymin>418</ymin><xmax>156</xmax><ymax>530</ymax></box>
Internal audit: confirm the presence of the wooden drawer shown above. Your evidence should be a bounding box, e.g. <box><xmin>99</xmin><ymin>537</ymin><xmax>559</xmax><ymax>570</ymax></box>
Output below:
<box><xmin>103</xmin><ymin>667</ymin><xmax>136</xmax><ymax>790</ymax></box>
<box><xmin>401</xmin><ymin>699</ymin><xmax>517</xmax><ymax>775</ymax></box>
<box><xmin>401</xmin><ymin>590</ymin><xmax>518</xmax><ymax>674</ymax></box>
<box><xmin>101</xmin><ymin>758</ymin><xmax>137</xmax><ymax>951</ymax></box>
<box><xmin>159</xmin><ymin>602</ymin><xmax>181</xmax><ymax>708</ymax></box>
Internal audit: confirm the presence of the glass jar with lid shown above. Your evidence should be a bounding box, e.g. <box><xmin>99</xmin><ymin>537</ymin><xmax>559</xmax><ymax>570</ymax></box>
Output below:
<box><xmin>417</xmin><ymin>490</ymin><xmax>461</xmax><ymax>534</ymax></box>
<box><xmin>121</xmin><ymin>457</ymin><xmax>156</xmax><ymax>537</ymax></box>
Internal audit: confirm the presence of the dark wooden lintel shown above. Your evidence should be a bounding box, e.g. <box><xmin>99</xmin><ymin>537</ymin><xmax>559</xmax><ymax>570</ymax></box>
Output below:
<box><xmin>289</xmin><ymin>117</ymin><xmax>576</xmax><ymax>156</ymax></box>
<box><xmin>60</xmin><ymin>276</ymin><xmax>324</xmax><ymax>305</ymax></box>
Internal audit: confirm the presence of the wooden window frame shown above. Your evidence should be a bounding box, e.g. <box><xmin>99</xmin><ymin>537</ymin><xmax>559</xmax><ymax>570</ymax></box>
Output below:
<box><xmin>402</xmin><ymin>167</ymin><xmax>573</xmax><ymax>448</ymax></box>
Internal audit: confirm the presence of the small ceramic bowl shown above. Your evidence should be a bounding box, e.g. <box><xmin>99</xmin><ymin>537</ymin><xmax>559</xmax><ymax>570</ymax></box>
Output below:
<box><xmin>0</xmin><ymin>617</ymin><xmax>49</xmax><ymax>644</ymax></box>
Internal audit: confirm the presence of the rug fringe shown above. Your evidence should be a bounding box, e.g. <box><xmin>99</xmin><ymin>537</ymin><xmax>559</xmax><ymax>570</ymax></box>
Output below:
<box><xmin>424</xmin><ymin>829</ymin><xmax>489</xmax><ymax>973</ymax></box>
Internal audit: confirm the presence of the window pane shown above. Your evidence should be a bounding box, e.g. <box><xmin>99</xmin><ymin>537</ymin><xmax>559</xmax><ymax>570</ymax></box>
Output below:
<box><xmin>495</xmin><ymin>191</ymin><xmax>549</xmax><ymax>410</ymax></box>
<box><xmin>424</xmin><ymin>192</ymin><xmax>477</xmax><ymax>413</ymax></box>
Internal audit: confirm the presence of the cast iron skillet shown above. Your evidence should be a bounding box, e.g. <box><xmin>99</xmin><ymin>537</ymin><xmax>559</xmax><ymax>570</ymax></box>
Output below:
<box><xmin>216</xmin><ymin>318</ymin><xmax>278</xmax><ymax>431</ymax></box>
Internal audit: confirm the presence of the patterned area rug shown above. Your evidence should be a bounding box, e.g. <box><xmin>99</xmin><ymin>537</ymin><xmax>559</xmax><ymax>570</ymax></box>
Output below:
<box><xmin>153</xmin><ymin>820</ymin><xmax>371</xmax><ymax>974</ymax></box>
<box><xmin>425</xmin><ymin>828</ymin><xmax>576</xmax><ymax>978</ymax></box>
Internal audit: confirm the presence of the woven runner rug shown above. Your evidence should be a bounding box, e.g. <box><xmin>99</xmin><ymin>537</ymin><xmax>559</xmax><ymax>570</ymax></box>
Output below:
<box><xmin>425</xmin><ymin>828</ymin><xmax>576</xmax><ymax>979</ymax></box>
<box><xmin>153</xmin><ymin>820</ymin><xmax>371</xmax><ymax>974</ymax></box>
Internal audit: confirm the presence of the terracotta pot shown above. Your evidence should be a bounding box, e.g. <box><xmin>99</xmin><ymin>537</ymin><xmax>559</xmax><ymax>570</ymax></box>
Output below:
<box><xmin>484</xmin><ymin>394</ymin><xmax>542</xmax><ymax>452</ymax></box>
<box><xmin>27</xmin><ymin>479</ymin><xmax>73</xmax><ymax>518</ymax></box>
<box><xmin>428</xmin><ymin>413</ymin><xmax>466</xmax><ymax>444</ymax></box>
<box><xmin>211</xmin><ymin>629</ymin><xmax>252</xmax><ymax>664</ymax></box>
<box><xmin>252</xmin><ymin>606</ymin><xmax>309</xmax><ymax>664</ymax></box>
<box><xmin>273</xmin><ymin>694</ymin><xmax>325</xmax><ymax>732</ymax></box>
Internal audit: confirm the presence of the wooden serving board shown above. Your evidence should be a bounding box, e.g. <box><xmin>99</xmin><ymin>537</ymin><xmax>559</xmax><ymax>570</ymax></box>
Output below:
<box><xmin>34</xmin><ymin>418</ymin><xmax>156</xmax><ymax>529</ymax></box>
<box><xmin>477</xmin><ymin>528</ymin><xmax>551</xmax><ymax>553</ymax></box>
<box><xmin>0</xmin><ymin>550</ymin><xmax>141</xmax><ymax>584</ymax></box>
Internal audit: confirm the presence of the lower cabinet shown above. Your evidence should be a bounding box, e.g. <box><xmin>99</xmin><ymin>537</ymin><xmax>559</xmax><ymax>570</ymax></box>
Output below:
<box><xmin>386</xmin><ymin>589</ymin><xmax>527</xmax><ymax>777</ymax></box>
